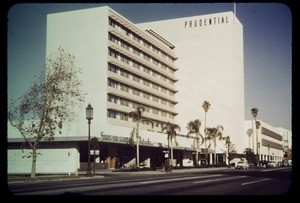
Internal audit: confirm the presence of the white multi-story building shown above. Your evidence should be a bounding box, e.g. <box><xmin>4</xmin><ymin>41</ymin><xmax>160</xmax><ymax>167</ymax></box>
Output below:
<box><xmin>244</xmin><ymin>120</ymin><xmax>291</xmax><ymax>165</ymax></box>
<box><xmin>8</xmin><ymin>6</ymin><xmax>290</xmax><ymax>174</ymax></box>
<box><xmin>137</xmin><ymin>10</ymin><xmax>245</xmax><ymax>155</ymax></box>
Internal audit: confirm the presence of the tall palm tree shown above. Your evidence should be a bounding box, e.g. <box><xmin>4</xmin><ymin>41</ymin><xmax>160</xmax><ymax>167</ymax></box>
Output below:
<box><xmin>202</xmin><ymin>100</ymin><xmax>211</xmax><ymax>165</ymax></box>
<box><xmin>128</xmin><ymin>105</ymin><xmax>153</xmax><ymax>168</ymax></box>
<box><xmin>186</xmin><ymin>119</ymin><xmax>204</xmax><ymax>166</ymax></box>
<box><xmin>161</xmin><ymin>122</ymin><xmax>181</xmax><ymax>170</ymax></box>
<box><xmin>251</xmin><ymin>107</ymin><xmax>259</xmax><ymax>165</ymax></box>
<box><xmin>205</xmin><ymin>125</ymin><xmax>224</xmax><ymax>165</ymax></box>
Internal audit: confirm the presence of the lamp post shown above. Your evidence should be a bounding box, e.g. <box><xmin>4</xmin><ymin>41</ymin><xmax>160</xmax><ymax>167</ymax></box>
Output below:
<box><xmin>86</xmin><ymin>103</ymin><xmax>93</xmax><ymax>177</ymax></box>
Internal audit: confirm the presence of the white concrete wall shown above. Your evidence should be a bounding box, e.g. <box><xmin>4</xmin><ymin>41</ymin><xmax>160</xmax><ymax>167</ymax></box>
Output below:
<box><xmin>8</xmin><ymin>148</ymin><xmax>79</xmax><ymax>174</ymax></box>
<box><xmin>46</xmin><ymin>6</ymin><xmax>110</xmax><ymax>139</ymax></box>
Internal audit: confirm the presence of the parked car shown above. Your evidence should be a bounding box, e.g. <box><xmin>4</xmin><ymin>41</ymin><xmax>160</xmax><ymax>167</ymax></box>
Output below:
<box><xmin>267</xmin><ymin>161</ymin><xmax>278</xmax><ymax>168</ymax></box>
<box><xmin>235</xmin><ymin>161</ymin><xmax>249</xmax><ymax>169</ymax></box>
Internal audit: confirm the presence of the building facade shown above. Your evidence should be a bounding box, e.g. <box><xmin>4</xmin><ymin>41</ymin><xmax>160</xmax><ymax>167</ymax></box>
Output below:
<box><xmin>244</xmin><ymin>120</ymin><xmax>292</xmax><ymax>166</ymax></box>
<box><xmin>7</xmin><ymin>6</ymin><xmax>291</xmax><ymax>174</ymax></box>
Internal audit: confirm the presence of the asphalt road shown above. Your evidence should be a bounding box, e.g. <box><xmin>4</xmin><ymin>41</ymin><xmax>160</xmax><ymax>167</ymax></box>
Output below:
<box><xmin>7</xmin><ymin>167</ymin><xmax>293</xmax><ymax>197</ymax></box>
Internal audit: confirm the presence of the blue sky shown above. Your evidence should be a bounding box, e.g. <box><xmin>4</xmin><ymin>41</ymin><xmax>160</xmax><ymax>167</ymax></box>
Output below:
<box><xmin>7</xmin><ymin>3</ymin><xmax>292</xmax><ymax>131</ymax></box>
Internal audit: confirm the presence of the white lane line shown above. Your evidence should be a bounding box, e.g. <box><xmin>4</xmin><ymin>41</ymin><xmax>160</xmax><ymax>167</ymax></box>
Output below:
<box><xmin>241</xmin><ymin>178</ymin><xmax>271</xmax><ymax>186</ymax></box>
<box><xmin>141</xmin><ymin>174</ymin><xmax>223</xmax><ymax>184</ymax></box>
<box><xmin>193</xmin><ymin>175</ymin><xmax>248</xmax><ymax>184</ymax></box>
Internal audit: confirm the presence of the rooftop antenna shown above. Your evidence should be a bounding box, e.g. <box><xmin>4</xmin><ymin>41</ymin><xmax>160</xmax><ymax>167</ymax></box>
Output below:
<box><xmin>234</xmin><ymin>2</ymin><xmax>236</xmax><ymax>16</ymax></box>
<box><xmin>233</xmin><ymin>2</ymin><xmax>236</xmax><ymax>23</ymax></box>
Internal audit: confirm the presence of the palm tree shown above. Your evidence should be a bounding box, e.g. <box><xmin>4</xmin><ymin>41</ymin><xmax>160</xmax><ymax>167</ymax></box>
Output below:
<box><xmin>186</xmin><ymin>119</ymin><xmax>204</xmax><ymax>166</ymax></box>
<box><xmin>161</xmin><ymin>122</ymin><xmax>181</xmax><ymax>171</ymax></box>
<box><xmin>202</xmin><ymin>100</ymin><xmax>211</xmax><ymax>165</ymax></box>
<box><xmin>128</xmin><ymin>105</ymin><xmax>153</xmax><ymax>168</ymax></box>
<box><xmin>251</xmin><ymin>107</ymin><xmax>259</xmax><ymax>165</ymax></box>
<box><xmin>205</xmin><ymin>125</ymin><xmax>224</xmax><ymax>165</ymax></box>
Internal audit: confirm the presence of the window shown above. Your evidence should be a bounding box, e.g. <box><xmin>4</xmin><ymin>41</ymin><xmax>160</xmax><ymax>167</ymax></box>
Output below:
<box><xmin>108</xmin><ymin>94</ymin><xmax>118</xmax><ymax>103</ymax></box>
<box><xmin>161</xmin><ymin>112</ymin><xmax>167</xmax><ymax>117</ymax></box>
<box><xmin>143</xmin><ymin>67</ymin><xmax>150</xmax><ymax>74</ymax></box>
<box><xmin>133</xmin><ymin>75</ymin><xmax>140</xmax><ymax>83</ymax></box>
<box><xmin>107</xmin><ymin>110</ymin><xmax>117</xmax><ymax>119</ymax></box>
<box><xmin>120</xmin><ymin>70</ymin><xmax>129</xmax><ymax>78</ymax></box>
<box><xmin>121</xmin><ymin>99</ymin><xmax>129</xmax><ymax>106</ymax></box>
<box><xmin>121</xmin><ymin>56</ymin><xmax>129</xmax><ymax>64</ymax></box>
<box><xmin>133</xmin><ymin>62</ymin><xmax>140</xmax><ymax>69</ymax></box>
<box><xmin>121</xmin><ymin>41</ymin><xmax>130</xmax><ymax>50</ymax></box>
<box><xmin>143</xmin><ymin>93</ymin><xmax>150</xmax><ymax>99</ymax></box>
<box><xmin>108</xmin><ymin>64</ymin><xmax>117</xmax><ymax>73</ymax></box>
<box><xmin>143</xmin><ymin>54</ymin><xmax>150</xmax><ymax>61</ymax></box>
<box><xmin>133</xmin><ymin>35</ymin><xmax>140</xmax><ymax>43</ymax></box>
<box><xmin>153</xmin><ymin>109</ymin><xmax>159</xmax><ymax>115</ymax></box>
<box><xmin>152</xmin><ymin>96</ymin><xmax>159</xmax><ymax>102</ymax></box>
<box><xmin>152</xmin><ymin>83</ymin><xmax>159</xmax><ymax>90</ymax></box>
<box><xmin>143</xmin><ymin>80</ymin><xmax>150</xmax><ymax>86</ymax></box>
<box><xmin>144</xmin><ymin>106</ymin><xmax>150</xmax><ymax>112</ymax></box>
<box><xmin>133</xmin><ymin>49</ymin><xmax>140</xmax><ymax>56</ymax></box>
<box><xmin>109</xmin><ymin>49</ymin><xmax>118</xmax><ymax>59</ymax></box>
<box><xmin>108</xmin><ymin>80</ymin><xmax>117</xmax><ymax>88</ymax></box>
<box><xmin>132</xmin><ymin>89</ymin><xmax>140</xmax><ymax>96</ymax></box>
<box><xmin>121</xmin><ymin>85</ymin><xmax>129</xmax><ymax>92</ymax></box>
<box><xmin>120</xmin><ymin>113</ymin><xmax>128</xmax><ymax>121</ymax></box>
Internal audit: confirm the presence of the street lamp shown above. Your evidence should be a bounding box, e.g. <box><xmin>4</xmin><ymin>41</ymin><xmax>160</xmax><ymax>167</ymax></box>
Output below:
<box><xmin>86</xmin><ymin>103</ymin><xmax>93</xmax><ymax>177</ymax></box>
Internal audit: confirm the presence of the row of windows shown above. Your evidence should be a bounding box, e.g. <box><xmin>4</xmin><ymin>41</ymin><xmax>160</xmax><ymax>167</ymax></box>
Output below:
<box><xmin>108</xmin><ymin>63</ymin><xmax>175</xmax><ymax>96</ymax></box>
<box><xmin>107</xmin><ymin>79</ymin><xmax>175</xmax><ymax>108</ymax></box>
<box><xmin>109</xmin><ymin>18</ymin><xmax>174</xmax><ymax>62</ymax></box>
<box><xmin>109</xmin><ymin>35</ymin><xmax>175</xmax><ymax>75</ymax></box>
<box><xmin>107</xmin><ymin>94</ymin><xmax>175</xmax><ymax>119</ymax></box>
<box><xmin>107</xmin><ymin>109</ymin><xmax>173</xmax><ymax>128</ymax></box>
<box><xmin>108</xmin><ymin>49</ymin><xmax>175</xmax><ymax>85</ymax></box>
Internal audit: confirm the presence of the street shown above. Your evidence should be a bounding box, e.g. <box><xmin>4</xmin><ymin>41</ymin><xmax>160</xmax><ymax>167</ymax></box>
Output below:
<box><xmin>7</xmin><ymin>167</ymin><xmax>292</xmax><ymax>196</ymax></box>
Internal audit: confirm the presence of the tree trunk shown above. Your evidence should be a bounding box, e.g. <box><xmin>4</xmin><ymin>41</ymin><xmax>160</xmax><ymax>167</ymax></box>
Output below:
<box><xmin>195</xmin><ymin>136</ymin><xmax>199</xmax><ymax>166</ymax></box>
<box><xmin>31</xmin><ymin>147</ymin><xmax>37</xmax><ymax>178</ymax></box>
<box><xmin>204</xmin><ymin>113</ymin><xmax>207</xmax><ymax>165</ymax></box>
<box><xmin>136</xmin><ymin>123</ymin><xmax>139</xmax><ymax>167</ymax></box>
<box><xmin>214</xmin><ymin>141</ymin><xmax>217</xmax><ymax>165</ymax></box>
<box><xmin>170</xmin><ymin>136</ymin><xmax>173</xmax><ymax>167</ymax></box>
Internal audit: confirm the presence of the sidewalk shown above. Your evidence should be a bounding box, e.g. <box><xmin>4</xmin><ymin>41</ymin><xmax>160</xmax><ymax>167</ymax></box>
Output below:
<box><xmin>8</xmin><ymin>167</ymin><xmax>233</xmax><ymax>183</ymax></box>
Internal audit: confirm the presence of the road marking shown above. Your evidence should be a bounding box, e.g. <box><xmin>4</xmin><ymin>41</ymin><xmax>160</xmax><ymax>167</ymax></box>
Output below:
<box><xmin>141</xmin><ymin>174</ymin><xmax>223</xmax><ymax>184</ymax></box>
<box><xmin>241</xmin><ymin>178</ymin><xmax>271</xmax><ymax>186</ymax></box>
<box><xmin>193</xmin><ymin>175</ymin><xmax>248</xmax><ymax>184</ymax></box>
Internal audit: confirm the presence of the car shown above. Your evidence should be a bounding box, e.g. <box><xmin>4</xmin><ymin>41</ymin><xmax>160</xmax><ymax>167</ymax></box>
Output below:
<box><xmin>235</xmin><ymin>161</ymin><xmax>249</xmax><ymax>169</ymax></box>
<box><xmin>267</xmin><ymin>161</ymin><xmax>277</xmax><ymax>168</ymax></box>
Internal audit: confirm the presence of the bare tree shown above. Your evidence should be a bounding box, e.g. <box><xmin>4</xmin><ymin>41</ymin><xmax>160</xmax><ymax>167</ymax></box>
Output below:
<box><xmin>8</xmin><ymin>47</ymin><xmax>85</xmax><ymax>178</ymax></box>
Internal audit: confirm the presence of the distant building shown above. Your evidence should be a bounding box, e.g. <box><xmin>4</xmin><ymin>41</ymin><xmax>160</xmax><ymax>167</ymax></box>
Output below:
<box><xmin>244</xmin><ymin>120</ymin><xmax>291</xmax><ymax>165</ymax></box>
